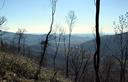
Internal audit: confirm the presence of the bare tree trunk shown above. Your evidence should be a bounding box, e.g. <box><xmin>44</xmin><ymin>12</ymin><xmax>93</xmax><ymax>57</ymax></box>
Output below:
<box><xmin>34</xmin><ymin>14</ymin><xmax>54</xmax><ymax>80</ymax></box>
<box><xmin>22</xmin><ymin>38</ymin><xmax>26</xmax><ymax>56</ymax></box>
<box><xmin>0</xmin><ymin>35</ymin><xmax>3</xmax><ymax>50</ymax></box>
<box><xmin>18</xmin><ymin>37</ymin><xmax>21</xmax><ymax>53</ymax></box>
<box><xmin>66</xmin><ymin>33</ymin><xmax>71</xmax><ymax>78</ymax></box>
<box><xmin>0</xmin><ymin>17</ymin><xmax>6</xmax><ymax>50</ymax></box>
<box><xmin>16</xmin><ymin>28</ymin><xmax>26</xmax><ymax>54</ymax></box>
<box><xmin>93</xmin><ymin>0</ymin><xmax>101</xmax><ymax>82</ymax></box>
<box><xmin>66</xmin><ymin>10</ymin><xmax>76</xmax><ymax>78</ymax></box>
<box><xmin>34</xmin><ymin>0</ymin><xmax>57</xmax><ymax>80</ymax></box>
<box><xmin>53</xmin><ymin>30</ymin><xmax>62</xmax><ymax>71</ymax></box>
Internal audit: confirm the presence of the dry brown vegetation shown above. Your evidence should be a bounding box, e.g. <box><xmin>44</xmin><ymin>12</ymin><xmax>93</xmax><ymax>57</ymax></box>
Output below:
<box><xmin>0</xmin><ymin>51</ymin><xmax>71</xmax><ymax>82</ymax></box>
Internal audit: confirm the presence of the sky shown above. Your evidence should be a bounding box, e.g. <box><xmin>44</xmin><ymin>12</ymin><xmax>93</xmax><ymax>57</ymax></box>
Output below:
<box><xmin>0</xmin><ymin>0</ymin><xmax>128</xmax><ymax>34</ymax></box>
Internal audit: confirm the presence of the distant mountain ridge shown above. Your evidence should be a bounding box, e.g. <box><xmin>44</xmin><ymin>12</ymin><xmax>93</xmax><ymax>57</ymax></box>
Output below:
<box><xmin>1</xmin><ymin>31</ymin><xmax>94</xmax><ymax>66</ymax></box>
<box><xmin>2</xmin><ymin>31</ymin><xmax>128</xmax><ymax>67</ymax></box>
<box><xmin>2</xmin><ymin>31</ymin><xmax>93</xmax><ymax>46</ymax></box>
<box><xmin>81</xmin><ymin>32</ymin><xmax>128</xmax><ymax>55</ymax></box>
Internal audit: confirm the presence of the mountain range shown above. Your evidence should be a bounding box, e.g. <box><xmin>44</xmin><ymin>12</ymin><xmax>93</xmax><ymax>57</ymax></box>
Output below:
<box><xmin>2</xmin><ymin>31</ymin><xmax>128</xmax><ymax>66</ymax></box>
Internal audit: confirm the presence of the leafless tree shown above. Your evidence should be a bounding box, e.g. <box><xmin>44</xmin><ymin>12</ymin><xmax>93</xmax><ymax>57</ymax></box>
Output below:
<box><xmin>93</xmin><ymin>0</ymin><xmax>101</xmax><ymax>82</ymax></box>
<box><xmin>113</xmin><ymin>12</ymin><xmax>128</xmax><ymax>82</ymax></box>
<box><xmin>0</xmin><ymin>16</ymin><xmax>6</xmax><ymax>50</ymax></box>
<box><xmin>52</xmin><ymin>26</ymin><xmax>64</xmax><ymax>71</ymax></box>
<box><xmin>34</xmin><ymin>0</ymin><xmax>58</xmax><ymax>80</ymax></box>
<box><xmin>22</xmin><ymin>37</ymin><xmax>26</xmax><ymax>56</ymax></box>
<box><xmin>61</xmin><ymin>28</ymin><xmax>68</xmax><ymax>72</ymax></box>
<box><xmin>15</xmin><ymin>28</ymin><xmax>26</xmax><ymax>53</ymax></box>
<box><xmin>66</xmin><ymin>10</ymin><xmax>77</xmax><ymax>78</ymax></box>
<box><xmin>70</xmin><ymin>46</ymin><xmax>90</xmax><ymax>82</ymax></box>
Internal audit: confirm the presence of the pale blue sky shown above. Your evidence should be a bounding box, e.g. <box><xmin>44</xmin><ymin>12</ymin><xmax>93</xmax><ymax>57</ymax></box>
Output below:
<box><xmin>0</xmin><ymin>0</ymin><xmax>128</xmax><ymax>34</ymax></box>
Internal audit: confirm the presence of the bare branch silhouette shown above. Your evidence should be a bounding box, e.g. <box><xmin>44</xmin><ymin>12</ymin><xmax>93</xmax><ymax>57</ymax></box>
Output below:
<box><xmin>113</xmin><ymin>12</ymin><xmax>128</xmax><ymax>82</ymax></box>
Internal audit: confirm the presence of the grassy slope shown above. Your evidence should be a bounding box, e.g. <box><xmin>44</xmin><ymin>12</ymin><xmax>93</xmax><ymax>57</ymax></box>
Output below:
<box><xmin>0</xmin><ymin>52</ymin><xmax>71</xmax><ymax>82</ymax></box>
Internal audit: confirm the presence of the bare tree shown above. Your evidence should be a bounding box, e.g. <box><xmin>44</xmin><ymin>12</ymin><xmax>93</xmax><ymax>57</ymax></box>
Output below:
<box><xmin>70</xmin><ymin>46</ymin><xmax>90</xmax><ymax>82</ymax></box>
<box><xmin>0</xmin><ymin>16</ymin><xmax>6</xmax><ymax>50</ymax></box>
<box><xmin>66</xmin><ymin>10</ymin><xmax>77</xmax><ymax>78</ymax></box>
<box><xmin>93</xmin><ymin>0</ymin><xmax>101</xmax><ymax>82</ymax></box>
<box><xmin>15</xmin><ymin>28</ymin><xmax>26</xmax><ymax>53</ymax></box>
<box><xmin>113</xmin><ymin>12</ymin><xmax>128</xmax><ymax>82</ymax></box>
<box><xmin>22</xmin><ymin>36</ymin><xmax>26</xmax><ymax>56</ymax></box>
<box><xmin>52</xmin><ymin>26</ymin><xmax>64</xmax><ymax>71</ymax></box>
<box><xmin>0</xmin><ymin>0</ymin><xmax>7</xmax><ymax>50</ymax></box>
<box><xmin>34</xmin><ymin>0</ymin><xmax>58</xmax><ymax>80</ymax></box>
